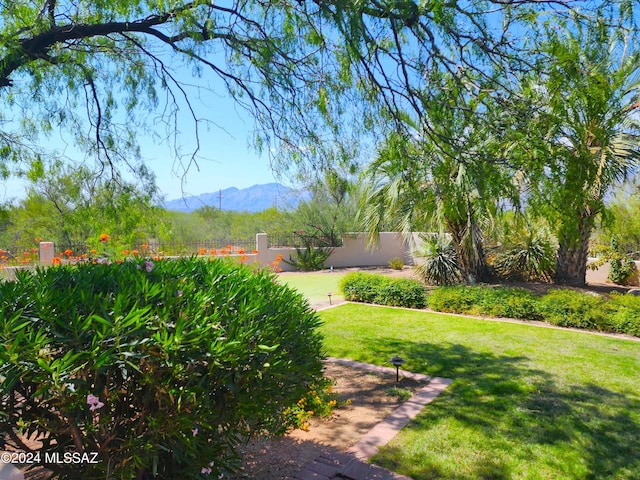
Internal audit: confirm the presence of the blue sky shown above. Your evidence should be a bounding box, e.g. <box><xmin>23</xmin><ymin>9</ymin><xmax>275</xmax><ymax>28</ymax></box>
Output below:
<box><xmin>0</xmin><ymin>62</ymin><xmax>292</xmax><ymax>204</ymax></box>
<box><xmin>1</xmin><ymin>99</ymin><xmax>284</xmax><ymax>203</ymax></box>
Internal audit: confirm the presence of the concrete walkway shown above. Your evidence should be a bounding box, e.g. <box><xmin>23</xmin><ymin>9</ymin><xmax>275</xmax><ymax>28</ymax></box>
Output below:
<box><xmin>0</xmin><ymin>462</ymin><xmax>24</xmax><ymax>480</ymax></box>
<box><xmin>294</xmin><ymin>358</ymin><xmax>452</xmax><ymax>480</ymax></box>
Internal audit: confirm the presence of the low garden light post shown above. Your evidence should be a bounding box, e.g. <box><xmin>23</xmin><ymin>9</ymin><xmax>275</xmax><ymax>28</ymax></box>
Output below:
<box><xmin>390</xmin><ymin>356</ymin><xmax>406</xmax><ymax>385</ymax></box>
<box><xmin>327</xmin><ymin>291</ymin><xmax>333</xmax><ymax>305</ymax></box>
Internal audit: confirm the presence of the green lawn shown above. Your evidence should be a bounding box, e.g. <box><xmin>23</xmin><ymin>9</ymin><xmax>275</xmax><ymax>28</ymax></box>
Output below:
<box><xmin>319</xmin><ymin>303</ymin><xmax>640</xmax><ymax>480</ymax></box>
<box><xmin>278</xmin><ymin>271</ymin><xmax>346</xmax><ymax>307</ymax></box>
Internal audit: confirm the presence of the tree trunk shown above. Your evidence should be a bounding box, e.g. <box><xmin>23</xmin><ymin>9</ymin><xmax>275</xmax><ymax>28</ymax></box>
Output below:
<box><xmin>448</xmin><ymin>218</ymin><xmax>489</xmax><ymax>285</ymax></box>
<box><xmin>555</xmin><ymin>215</ymin><xmax>594</xmax><ymax>286</ymax></box>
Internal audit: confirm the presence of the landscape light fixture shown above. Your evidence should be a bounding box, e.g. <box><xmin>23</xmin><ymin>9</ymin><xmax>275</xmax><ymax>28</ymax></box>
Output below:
<box><xmin>327</xmin><ymin>292</ymin><xmax>333</xmax><ymax>305</ymax></box>
<box><xmin>390</xmin><ymin>356</ymin><xmax>406</xmax><ymax>384</ymax></box>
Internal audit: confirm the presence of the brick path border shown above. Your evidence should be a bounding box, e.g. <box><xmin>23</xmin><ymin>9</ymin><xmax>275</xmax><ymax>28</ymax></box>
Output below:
<box><xmin>293</xmin><ymin>358</ymin><xmax>453</xmax><ymax>480</ymax></box>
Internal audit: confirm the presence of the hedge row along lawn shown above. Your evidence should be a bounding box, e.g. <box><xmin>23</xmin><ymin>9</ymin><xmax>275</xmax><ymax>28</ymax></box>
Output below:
<box><xmin>319</xmin><ymin>303</ymin><xmax>640</xmax><ymax>480</ymax></box>
<box><xmin>339</xmin><ymin>272</ymin><xmax>640</xmax><ymax>338</ymax></box>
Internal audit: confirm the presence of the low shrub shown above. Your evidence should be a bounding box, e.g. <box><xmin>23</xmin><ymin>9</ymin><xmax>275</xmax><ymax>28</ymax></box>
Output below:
<box><xmin>0</xmin><ymin>258</ymin><xmax>324</xmax><ymax>479</ymax></box>
<box><xmin>426</xmin><ymin>286</ymin><xmax>541</xmax><ymax>320</ymax></box>
<box><xmin>339</xmin><ymin>272</ymin><xmax>388</xmax><ymax>303</ymax></box>
<box><xmin>609</xmin><ymin>293</ymin><xmax>640</xmax><ymax>336</ymax></box>
<box><xmin>376</xmin><ymin>278</ymin><xmax>428</xmax><ymax>309</ymax></box>
<box><xmin>388</xmin><ymin>257</ymin><xmax>405</xmax><ymax>270</ymax></box>
<box><xmin>478</xmin><ymin>287</ymin><xmax>542</xmax><ymax>320</ymax></box>
<box><xmin>339</xmin><ymin>272</ymin><xmax>427</xmax><ymax>309</ymax></box>
<box><xmin>414</xmin><ymin>239</ymin><xmax>461</xmax><ymax>286</ymax></box>
<box><xmin>492</xmin><ymin>235</ymin><xmax>556</xmax><ymax>282</ymax></box>
<box><xmin>426</xmin><ymin>286</ymin><xmax>484</xmax><ymax>314</ymax></box>
<box><xmin>537</xmin><ymin>289</ymin><xmax>614</xmax><ymax>331</ymax></box>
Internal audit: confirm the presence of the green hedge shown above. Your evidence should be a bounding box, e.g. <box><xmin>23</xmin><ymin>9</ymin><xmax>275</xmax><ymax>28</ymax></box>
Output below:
<box><xmin>0</xmin><ymin>258</ymin><xmax>324</xmax><ymax>479</ymax></box>
<box><xmin>537</xmin><ymin>289</ymin><xmax>614</xmax><ymax>330</ymax></box>
<box><xmin>339</xmin><ymin>272</ymin><xmax>427</xmax><ymax>309</ymax></box>
<box><xmin>427</xmin><ymin>286</ymin><xmax>541</xmax><ymax>321</ymax></box>
<box><xmin>429</xmin><ymin>286</ymin><xmax>639</xmax><ymax>337</ymax></box>
<box><xmin>339</xmin><ymin>272</ymin><xmax>640</xmax><ymax>338</ymax></box>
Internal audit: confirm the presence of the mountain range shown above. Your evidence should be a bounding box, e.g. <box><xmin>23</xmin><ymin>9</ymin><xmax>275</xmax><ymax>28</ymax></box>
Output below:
<box><xmin>163</xmin><ymin>183</ymin><xmax>304</xmax><ymax>213</ymax></box>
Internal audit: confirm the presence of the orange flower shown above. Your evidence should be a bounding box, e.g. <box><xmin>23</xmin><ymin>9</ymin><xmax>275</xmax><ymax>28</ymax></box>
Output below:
<box><xmin>132</xmin><ymin>249</ymin><xmax>140</xmax><ymax>256</ymax></box>
<box><xmin>141</xmin><ymin>243</ymin><xmax>148</xmax><ymax>250</ymax></box>
<box><xmin>210</xmin><ymin>248</ymin><xmax>217</xmax><ymax>255</ymax></box>
<box><xmin>64</xmin><ymin>249</ymin><xmax>73</xmax><ymax>257</ymax></box>
<box><xmin>240</xmin><ymin>255</ymin><xmax>249</xmax><ymax>263</ymax></box>
<box><xmin>220</xmin><ymin>249</ymin><xmax>227</xmax><ymax>255</ymax></box>
<box><xmin>226</xmin><ymin>245</ymin><xmax>232</xmax><ymax>251</ymax></box>
<box><xmin>90</xmin><ymin>249</ymin><xmax>97</xmax><ymax>255</ymax></box>
<box><xmin>252</xmin><ymin>249</ymin><xmax>258</xmax><ymax>254</ymax></box>
<box><xmin>34</xmin><ymin>237</ymin><xmax>42</xmax><ymax>243</ymax></box>
<box><xmin>51</xmin><ymin>257</ymin><xmax>61</xmax><ymax>265</ymax></box>
<box><xmin>99</xmin><ymin>233</ymin><xmax>110</xmax><ymax>242</ymax></box>
<box><xmin>122</xmin><ymin>249</ymin><xmax>130</xmax><ymax>256</ymax></box>
<box><xmin>199</xmin><ymin>247</ymin><xmax>207</xmax><ymax>255</ymax></box>
<box><xmin>238</xmin><ymin>248</ymin><xmax>245</xmax><ymax>255</ymax></box>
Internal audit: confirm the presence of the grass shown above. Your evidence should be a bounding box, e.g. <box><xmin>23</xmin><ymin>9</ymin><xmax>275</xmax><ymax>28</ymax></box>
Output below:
<box><xmin>278</xmin><ymin>271</ymin><xmax>346</xmax><ymax>306</ymax></box>
<box><xmin>318</xmin><ymin>303</ymin><xmax>640</xmax><ymax>480</ymax></box>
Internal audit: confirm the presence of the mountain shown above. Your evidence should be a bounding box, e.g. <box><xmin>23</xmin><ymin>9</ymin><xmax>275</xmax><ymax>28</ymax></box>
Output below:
<box><xmin>163</xmin><ymin>183</ymin><xmax>304</xmax><ymax>213</ymax></box>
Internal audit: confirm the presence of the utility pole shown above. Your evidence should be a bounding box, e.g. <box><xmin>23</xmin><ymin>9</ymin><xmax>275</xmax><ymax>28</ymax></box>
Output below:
<box><xmin>218</xmin><ymin>189</ymin><xmax>223</xmax><ymax>211</ymax></box>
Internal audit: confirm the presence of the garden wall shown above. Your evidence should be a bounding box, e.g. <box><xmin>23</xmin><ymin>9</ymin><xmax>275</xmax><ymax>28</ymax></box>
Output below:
<box><xmin>586</xmin><ymin>258</ymin><xmax>640</xmax><ymax>286</ymax></box>
<box><xmin>30</xmin><ymin>235</ymin><xmax>638</xmax><ymax>285</ymax></box>
<box><xmin>255</xmin><ymin>232</ymin><xmax>419</xmax><ymax>272</ymax></box>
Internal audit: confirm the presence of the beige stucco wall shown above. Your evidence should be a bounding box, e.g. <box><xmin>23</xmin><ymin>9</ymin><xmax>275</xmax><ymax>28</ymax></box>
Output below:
<box><xmin>255</xmin><ymin>232</ymin><xmax>414</xmax><ymax>272</ymax></box>
<box><xmin>586</xmin><ymin>258</ymin><xmax>640</xmax><ymax>286</ymax></box>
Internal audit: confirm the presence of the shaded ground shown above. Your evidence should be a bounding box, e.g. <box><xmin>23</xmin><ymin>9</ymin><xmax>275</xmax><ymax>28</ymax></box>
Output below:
<box><xmin>229</xmin><ymin>362</ymin><xmax>423</xmax><ymax>480</ymax></box>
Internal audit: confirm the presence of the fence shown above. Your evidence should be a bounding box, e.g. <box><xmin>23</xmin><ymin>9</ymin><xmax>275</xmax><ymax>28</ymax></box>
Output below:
<box><xmin>5</xmin><ymin>233</ymin><xmax>639</xmax><ymax>286</ymax></box>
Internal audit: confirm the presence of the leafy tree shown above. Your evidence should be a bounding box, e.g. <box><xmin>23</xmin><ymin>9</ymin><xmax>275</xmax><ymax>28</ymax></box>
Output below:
<box><xmin>0</xmin><ymin>0</ymin><xmax>592</xmax><ymax>189</ymax></box>
<box><xmin>0</xmin><ymin>0</ymin><xmax>353</xmax><ymax>183</ymax></box>
<box><xmin>291</xmin><ymin>167</ymin><xmax>359</xmax><ymax>246</ymax></box>
<box><xmin>2</xmin><ymin>160</ymin><xmax>163</xmax><ymax>252</ymax></box>
<box><xmin>360</xmin><ymin>74</ymin><xmax>516</xmax><ymax>284</ymax></box>
<box><xmin>521</xmin><ymin>19</ymin><xmax>640</xmax><ymax>285</ymax></box>
<box><xmin>595</xmin><ymin>183</ymin><xmax>640</xmax><ymax>255</ymax></box>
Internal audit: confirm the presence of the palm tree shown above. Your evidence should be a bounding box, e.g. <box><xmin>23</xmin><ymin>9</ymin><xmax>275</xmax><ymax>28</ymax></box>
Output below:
<box><xmin>525</xmin><ymin>21</ymin><xmax>640</xmax><ymax>286</ymax></box>
<box><xmin>359</xmin><ymin>101</ymin><xmax>508</xmax><ymax>285</ymax></box>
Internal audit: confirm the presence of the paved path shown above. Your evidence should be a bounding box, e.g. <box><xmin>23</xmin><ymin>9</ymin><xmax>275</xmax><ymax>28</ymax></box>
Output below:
<box><xmin>0</xmin><ymin>462</ymin><xmax>24</xmax><ymax>480</ymax></box>
<box><xmin>294</xmin><ymin>358</ymin><xmax>452</xmax><ymax>480</ymax></box>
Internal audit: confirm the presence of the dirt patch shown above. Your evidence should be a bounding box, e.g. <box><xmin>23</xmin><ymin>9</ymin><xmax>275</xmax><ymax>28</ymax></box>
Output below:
<box><xmin>229</xmin><ymin>362</ymin><xmax>424</xmax><ymax>480</ymax></box>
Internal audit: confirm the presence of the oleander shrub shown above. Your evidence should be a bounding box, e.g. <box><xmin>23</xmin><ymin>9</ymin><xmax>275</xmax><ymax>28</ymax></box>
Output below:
<box><xmin>0</xmin><ymin>258</ymin><xmax>324</xmax><ymax>479</ymax></box>
<box><xmin>339</xmin><ymin>272</ymin><xmax>427</xmax><ymax>308</ymax></box>
<box><xmin>537</xmin><ymin>289</ymin><xmax>614</xmax><ymax>331</ymax></box>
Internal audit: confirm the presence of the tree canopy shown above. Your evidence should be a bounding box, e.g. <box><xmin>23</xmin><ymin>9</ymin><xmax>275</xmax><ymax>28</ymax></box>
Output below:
<box><xmin>0</xmin><ymin>0</ymin><xmax>587</xmax><ymax>183</ymax></box>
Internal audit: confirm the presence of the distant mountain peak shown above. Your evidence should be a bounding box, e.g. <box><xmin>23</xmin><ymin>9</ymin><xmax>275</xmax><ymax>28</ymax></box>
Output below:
<box><xmin>163</xmin><ymin>183</ymin><xmax>304</xmax><ymax>212</ymax></box>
